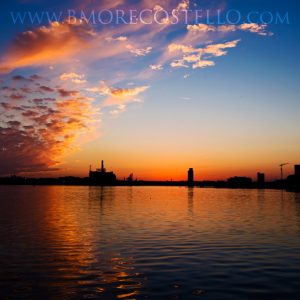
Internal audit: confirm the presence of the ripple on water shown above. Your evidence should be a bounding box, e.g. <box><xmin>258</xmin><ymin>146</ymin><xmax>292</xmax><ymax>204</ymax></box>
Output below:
<box><xmin>0</xmin><ymin>186</ymin><xmax>300</xmax><ymax>299</ymax></box>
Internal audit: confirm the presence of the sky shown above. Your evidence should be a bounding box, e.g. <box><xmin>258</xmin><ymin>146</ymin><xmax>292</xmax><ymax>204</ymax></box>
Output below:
<box><xmin>0</xmin><ymin>0</ymin><xmax>299</xmax><ymax>181</ymax></box>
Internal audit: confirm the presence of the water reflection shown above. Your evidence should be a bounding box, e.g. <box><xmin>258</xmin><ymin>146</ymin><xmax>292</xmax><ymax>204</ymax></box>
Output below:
<box><xmin>294</xmin><ymin>193</ymin><xmax>300</xmax><ymax>231</ymax></box>
<box><xmin>0</xmin><ymin>186</ymin><xmax>145</xmax><ymax>299</ymax></box>
<box><xmin>87</xmin><ymin>186</ymin><xmax>145</xmax><ymax>299</ymax></box>
<box><xmin>187</xmin><ymin>187</ymin><xmax>194</xmax><ymax>216</ymax></box>
<box><xmin>1</xmin><ymin>186</ymin><xmax>300</xmax><ymax>299</ymax></box>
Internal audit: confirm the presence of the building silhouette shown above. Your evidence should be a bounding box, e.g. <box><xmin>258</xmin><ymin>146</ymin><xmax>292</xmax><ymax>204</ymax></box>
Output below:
<box><xmin>286</xmin><ymin>165</ymin><xmax>300</xmax><ymax>191</ymax></box>
<box><xmin>89</xmin><ymin>160</ymin><xmax>116</xmax><ymax>184</ymax></box>
<box><xmin>127</xmin><ymin>173</ymin><xmax>133</xmax><ymax>182</ymax></box>
<box><xmin>257</xmin><ymin>172</ymin><xmax>265</xmax><ymax>187</ymax></box>
<box><xmin>188</xmin><ymin>168</ymin><xmax>194</xmax><ymax>187</ymax></box>
<box><xmin>227</xmin><ymin>176</ymin><xmax>252</xmax><ymax>188</ymax></box>
<box><xmin>295</xmin><ymin>165</ymin><xmax>300</xmax><ymax>176</ymax></box>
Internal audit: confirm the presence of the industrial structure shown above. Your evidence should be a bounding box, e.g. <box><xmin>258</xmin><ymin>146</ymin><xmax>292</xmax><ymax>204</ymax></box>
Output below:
<box><xmin>89</xmin><ymin>160</ymin><xmax>116</xmax><ymax>184</ymax></box>
<box><xmin>279</xmin><ymin>163</ymin><xmax>289</xmax><ymax>181</ymax></box>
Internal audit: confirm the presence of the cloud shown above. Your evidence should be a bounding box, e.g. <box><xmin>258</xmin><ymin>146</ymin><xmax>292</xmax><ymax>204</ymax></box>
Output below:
<box><xmin>168</xmin><ymin>43</ymin><xmax>196</xmax><ymax>54</ymax></box>
<box><xmin>0</xmin><ymin>75</ymin><xmax>99</xmax><ymax>175</ymax></box>
<box><xmin>20</xmin><ymin>87</ymin><xmax>33</xmax><ymax>94</ymax></box>
<box><xmin>126</xmin><ymin>45</ymin><xmax>153</xmax><ymax>56</ymax></box>
<box><xmin>239</xmin><ymin>23</ymin><xmax>271</xmax><ymax>36</ymax></box>
<box><xmin>105</xmin><ymin>36</ymin><xmax>127</xmax><ymax>42</ymax></box>
<box><xmin>39</xmin><ymin>85</ymin><xmax>55</xmax><ymax>93</ymax></box>
<box><xmin>187</xmin><ymin>24</ymin><xmax>216</xmax><ymax>32</ymax></box>
<box><xmin>169</xmin><ymin>40</ymin><xmax>240</xmax><ymax>56</ymax></box>
<box><xmin>60</xmin><ymin>72</ymin><xmax>87</xmax><ymax>84</ymax></box>
<box><xmin>187</xmin><ymin>23</ymin><xmax>271</xmax><ymax>36</ymax></box>
<box><xmin>110</xmin><ymin>86</ymin><xmax>148</xmax><ymax>97</ymax></box>
<box><xmin>149</xmin><ymin>64</ymin><xmax>163</xmax><ymax>70</ymax></box>
<box><xmin>110</xmin><ymin>104</ymin><xmax>126</xmax><ymax>116</ymax></box>
<box><xmin>30</xmin><ymin>74</ymin><xmax>44</xmax><ymax>81</ymax></box>
<box><xmin>7</xmin><ymin>121</ymin><xmax>21</xmax><ymax>127</ymax></box>
<box><xmin>87</xmin><ymin>82</ymin><xmax>149</xmax><ymax>106</ymax></box>
<box><xmin>176</xmin><ymin>0</ymin><xmax>189</xmax><ymax>10</ymax></box>
<box><xmin>0</xmin><ymin>18</ymin><xmax>96</xmax><ymax>73</ymax></box>
<box><xmin>33</xmin><ymin>97</ymin><xmax>55</xmax><ymax>105</ymax></box>
<box><xmin>192</xmin><ymin>60</ymin><xmax>215</xmax><ymax>69</ymax></box>
<box><xmin>106</xmin><ymin>85</ymin><xmax>149</xmax><ymax>105</ymax></box>
<box><xmin>170</xmin><ymin>60</ymin><xmax>189</xmax><ymax>68</ymax></box>
<box><xmin>204</xmin><ymin>40</ymin><xmax>240</xmax><ymax>57</ymax></box>
<box><xmin>169</xmin><ymin>40</ymin><xmax>240</xmax><ymax>69</ymax></box>
<box><xmin>57</xmin><ymin>88</ymin><xmax>79</xmax><ymax>97</ymax></box>
<box><xmin>8</xmin><ymin>93</ymin><xmax>26</xmax><ymax>100</ymax></box>
<box><xmin>182</xmin><ymin>54</ymin><xmax>200</xmax><ymax>62</ymax></box>
<box><xmin>12</xmin><ymin>75</ymin><xmax>30</xmax><ymax>81</ymax></box>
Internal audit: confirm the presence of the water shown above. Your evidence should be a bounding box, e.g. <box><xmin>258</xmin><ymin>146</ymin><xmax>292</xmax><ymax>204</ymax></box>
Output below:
<box><xmin>0</xmin><ymin>186</ymin><xmax>300</xmax><ymax>299</ymax></box>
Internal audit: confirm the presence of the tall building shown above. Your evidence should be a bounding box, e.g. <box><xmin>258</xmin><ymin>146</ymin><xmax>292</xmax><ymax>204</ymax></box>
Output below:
<box><xmin>188</xmin><ymin>168</ymin><xmax>194</xmax><ymax>187</ymax></box>
<box><xmin>295</xmin><ymin>165</ymin><xmax>300</xmax><ymax>176</ymax></box>
<box><xmin>257</xmin><ymin>172</ymin><xmax>265</xmax><ymax>185</ymax></box>
<box><xmin>89</xmin><ymin>160</ymin><xmax>116</xmax><ymax>184</ymax></box>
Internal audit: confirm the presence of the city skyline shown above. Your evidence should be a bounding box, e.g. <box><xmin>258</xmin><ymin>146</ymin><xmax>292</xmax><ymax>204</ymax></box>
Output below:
<box><xmin>2</xmin><ymin>160</ymin><xmax>300</xmax><ymax>187</ymax></box>
<box><xmin>0</xmin><ymin>0</ymin><xmax>299</xmax><ymax>181</ymax></box>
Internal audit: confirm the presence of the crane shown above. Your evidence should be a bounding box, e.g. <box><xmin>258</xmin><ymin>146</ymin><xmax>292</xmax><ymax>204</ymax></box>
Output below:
<box><xmin>279</xmin><ymin>163</ymin><xmax>289</xmax><ymax>181</ymax></box>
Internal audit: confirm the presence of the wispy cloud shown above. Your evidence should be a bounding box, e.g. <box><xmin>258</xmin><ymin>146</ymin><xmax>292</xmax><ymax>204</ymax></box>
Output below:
<box><xmin>170</xmin><ymin>60</ymin><xmax>189</xmax><ymax>68</ymax></box>
<box><xmin>192</xmin><ymin>60</ymin><xmax>215</xmax><ymax>69</ymax></box>
<box><xmin>126</xmin><ymin>45</ymin><xmax>153</xmax><ymax>57</ymax></box>
<box><xmin>149</xmin><ymin>64</ymin><xmax>163</xmax><ymax>70</ymax></box>
<box><xmin>187</xmin><ymin>23</ymin><xmax>272</xmax><ymax>36</ymax></box>
<box><xmin>88</xmin><ymin>81</ymin><xmax>149</xmax><ymax>106</ymax></box>
<box><xmin>0</xmin><ymin>19</ymin><xmax>96</xmax><ymax>73</ymax></box>
<box><xmin>60</xmin><ymin>72</ymin><xmax>87</xmax><ymax>84</ymax></box>
<box><xmin>105</xmin><ymin>36</ymin><xmax>127</xmax><ymax>42</ymax></box>
<box><xmin>168</xmin><ymin>39</ymin><xmax>240</xmax><ymax>69</ymax></box>
<box><xmin>110</xmin><ymin>104</ymin><xmax>126</xmax><ymax>116</ymax></box>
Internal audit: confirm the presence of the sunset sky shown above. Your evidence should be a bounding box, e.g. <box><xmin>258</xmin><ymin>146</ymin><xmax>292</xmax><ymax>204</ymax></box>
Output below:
<box><xmin>0</xmin><ymin>0</ymin><xmax>299</xmax><ymax>181</ymax></box>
